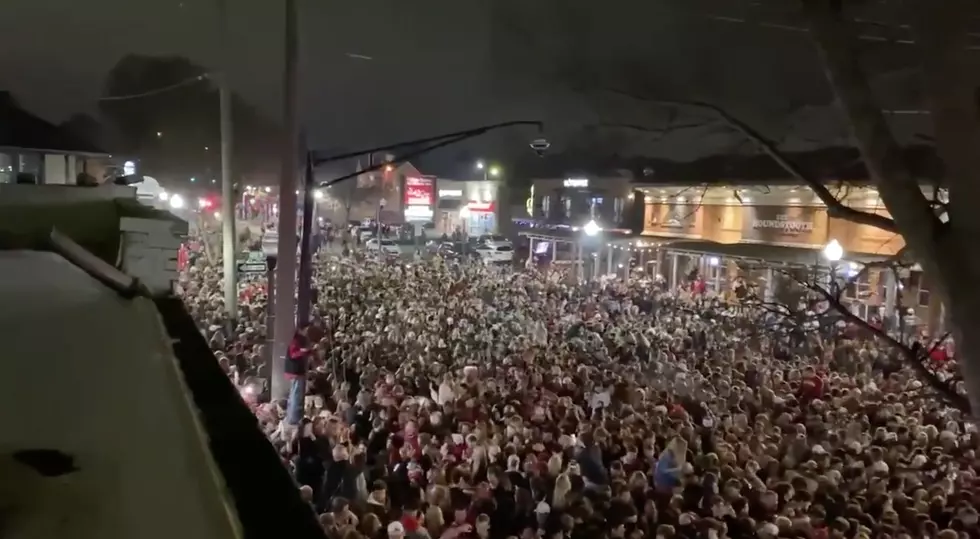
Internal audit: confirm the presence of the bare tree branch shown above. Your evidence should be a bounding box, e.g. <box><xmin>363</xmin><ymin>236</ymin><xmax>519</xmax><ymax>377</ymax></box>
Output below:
<box><xmin>589</xmin><ymin>121</ymin><xmax>710</xmax><ymax>136</ymax></box>
<box><xmin>800</xmin><ymin>0</ymin><xmax>944</xmax><ymax>238</ymax></box>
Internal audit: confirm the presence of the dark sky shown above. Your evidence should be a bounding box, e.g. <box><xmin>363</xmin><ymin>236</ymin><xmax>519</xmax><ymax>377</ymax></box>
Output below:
<box><xmin>0</xmin><ymin>0</ymin><xmax>962</xmax><ymax>174</ymax></box>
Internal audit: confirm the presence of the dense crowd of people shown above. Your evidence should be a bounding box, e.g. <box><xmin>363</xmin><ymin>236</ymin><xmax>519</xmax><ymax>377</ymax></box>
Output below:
<box><xmin>178</xmin><ymin>236</ymin><xmax>979</xmax><ymax>539</ymax></box>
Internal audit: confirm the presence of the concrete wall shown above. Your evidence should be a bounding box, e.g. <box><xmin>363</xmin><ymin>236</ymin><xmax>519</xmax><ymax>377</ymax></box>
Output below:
<box><xmin>0</xmin><ymin>183</ymin><xmax>137</xmax><ymax>205</ymax></box>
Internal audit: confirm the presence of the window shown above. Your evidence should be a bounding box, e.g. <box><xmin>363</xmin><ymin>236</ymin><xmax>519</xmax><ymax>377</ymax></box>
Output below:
<box><xmin>0</xmin><ymin>153</ymin><xmax>12</xmax><ymax>184</ymax></box>
<box><xmin>496</xmin><ymin>245</ymin><xmax>513</xmax><ymax>252</ymax></box>
<box><xmin>918</xmin><ymin>287</ymin><xmax>931</xmax><ymax>307</ymax></box>
<box><xmin>18</xmin><ymin>153</ymin><xmax>41</xmax><ymax>182</ymax></box>
<box><xmin>843</xmin><ymin>270</ymin><xmax>872</xmax><ymax>301</ymax></box>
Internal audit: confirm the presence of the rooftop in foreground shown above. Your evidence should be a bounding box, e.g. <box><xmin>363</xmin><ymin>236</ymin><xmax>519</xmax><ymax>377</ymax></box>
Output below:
<box><xmin>0</xmin><ymin>250</ymin><xmax>237</xmax><ymax>539</ymax></box>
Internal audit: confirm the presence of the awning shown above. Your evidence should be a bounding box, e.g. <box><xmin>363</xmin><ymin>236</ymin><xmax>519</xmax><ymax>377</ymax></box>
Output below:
<box><xmin>438</xmin><ymin>199</ymin><xmax>462</xmax><ymax>210</ymax></box>
<box><xmin>663</xmin><ymin>239</ymin><xmax>893</xmax><ymax>266</ymax></box>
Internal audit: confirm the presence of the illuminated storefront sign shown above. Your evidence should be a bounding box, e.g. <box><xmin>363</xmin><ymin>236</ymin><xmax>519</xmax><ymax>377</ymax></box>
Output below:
<box><xmin>466</xmin><ymin>201</ymin><xmax>495</xmax><ymax>212</ymax></box>
<box><xmin>439</xmin><ymin>189</ymin><xmax>463</xmax><ymax>198</ymax></box>
<box><xmin>404</xmin><ymin>176</ymin><xmax>435</xmax><ymax>206</ymax></box>
<box><xmin>752</xmin><ymin>214</ymin><xmax>815</xmax><ymax>232</ymax></box>
<box><xmin>563</xmin><ymin>178</ymin><xmax>589</xmax><ymax>188</ymax></box>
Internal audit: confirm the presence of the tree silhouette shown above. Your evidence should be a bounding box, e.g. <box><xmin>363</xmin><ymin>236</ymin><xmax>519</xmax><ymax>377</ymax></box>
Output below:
<box><xmin>59</xmin><ymin>113</ymin><xmax>105</xmax><ymax>151</ymax></box>
<box><xmin>98</xmin><ymin>54</ymin><xmax>280</xmax><ymax>184</ymax></box>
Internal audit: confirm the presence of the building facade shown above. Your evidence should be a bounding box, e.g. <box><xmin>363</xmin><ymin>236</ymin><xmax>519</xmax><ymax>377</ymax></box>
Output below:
<box><xmin>528</xmin><ymin>176</ymin><xmax>643</xmax><ymax>231</ymax></box>
<box><xmin>435</xmin><ymin>179</ymin><xmax>501</xmax><ymax>236</ymax></box>
<box><xmin>0</xmin><ymin>151</ymin><xmax>109</xmax><ymax>185</ymax></box>
<box><xmin>633</xmin><ymin>184</ymin><xmax>941</xmax><ymax>334</ymax></box>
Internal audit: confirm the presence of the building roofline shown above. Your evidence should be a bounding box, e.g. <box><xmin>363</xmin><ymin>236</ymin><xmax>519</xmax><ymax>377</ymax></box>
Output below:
<box><xmin>0</xmin><ymin>146</ymin><xmax>110</xmax><ymax>157</ymax></box>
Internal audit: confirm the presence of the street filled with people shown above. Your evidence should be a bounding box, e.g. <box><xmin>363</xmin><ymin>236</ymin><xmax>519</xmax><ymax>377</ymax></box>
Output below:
<box><xmin>178</xmin><ymin>235</ymin><xmax>979</xmax><ymax>539</ymax></box>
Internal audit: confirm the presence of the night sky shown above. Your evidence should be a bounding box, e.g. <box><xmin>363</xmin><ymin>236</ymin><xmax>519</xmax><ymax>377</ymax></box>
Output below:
<box><xmin>0</xmin><ymin>0</ymin><xmax>955</xmax><ymax>175</ymax></box>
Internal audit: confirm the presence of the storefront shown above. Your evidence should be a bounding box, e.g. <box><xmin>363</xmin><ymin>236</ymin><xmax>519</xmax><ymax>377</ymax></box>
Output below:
<box><xmin>461</xmin><ymin>201</ymin><xmax>496</xmax><ymax>236</ymax></box>
<box><xmin>436</xmin><ymin>186</ymin><xmax>464</xmax><ymax>234</ymax></box>
<box><xmin>637</xmin><ymin>196</ymin><xmax>949</xmax><ymax>332</ymax></box>
<box><xmin>435</xmin><ymin>179</ymin><xmax>500</xmax><ymax>236</ymax></box>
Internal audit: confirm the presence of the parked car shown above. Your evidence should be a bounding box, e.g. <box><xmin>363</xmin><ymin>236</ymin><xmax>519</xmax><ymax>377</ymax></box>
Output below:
<box><xmin>365</xmin><ymin>238</ymin><xmax>401</xmax><ymax>255</ymax></box>
<box><xmin>475</xmin><ymin>243</ymin><xmax>514</xmax><ymax>264</ymax></box>
<box><xmin>473</xmin><ymin>234</ymin><xmax>511</xmax><ymax>248</ymax></box>
<box><xmin>426</xmin><ymin>241</ymin><xmax>478</xmax><ymax>261</ymax></box>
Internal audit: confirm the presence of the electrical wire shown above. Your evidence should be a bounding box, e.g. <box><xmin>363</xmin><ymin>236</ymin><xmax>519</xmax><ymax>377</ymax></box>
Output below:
<box><xmin>98</xmin><ymin>73</ymin><xmax>211</xmax><ymax>101</ymax></box>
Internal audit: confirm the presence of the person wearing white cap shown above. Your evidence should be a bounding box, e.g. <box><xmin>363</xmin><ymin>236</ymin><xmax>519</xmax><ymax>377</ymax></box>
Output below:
<box><xmin>387</xmin><ymin>520</ymin><xmax>405</xmax><ymax>539</ymax></box>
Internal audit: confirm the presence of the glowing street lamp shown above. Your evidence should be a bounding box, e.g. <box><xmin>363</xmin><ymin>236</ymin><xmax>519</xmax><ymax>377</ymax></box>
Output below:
<box><xmin>313</xmin><ymin>189</ymin><xmax>324</xmax><ymax>200</ymax></box>
<box><xmin>475</xmin><ymin>160</ymin><xmax>485</xmax><ymax>170</ymax></box>
<box><xmin>823</xmin><ymin>239</ymin><xmax>843</xmax><ymax>262</ymax></box>
<box><xmin>583</xmin><ymin>219</ymin><xmax>600</xmax><ymax>236</ymax></box>
<box><xmin>489</xmin><ymin>166</ymin><xmax>501</xmax><ymax>177</ymax></box>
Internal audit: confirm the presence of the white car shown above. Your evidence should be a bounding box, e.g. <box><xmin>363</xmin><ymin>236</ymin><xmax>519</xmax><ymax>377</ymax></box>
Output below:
<box><xmin>476</xmin><ymin>234</ymin><xmax>510</xmax><ymax>248</ymax></box>
<box><xmin>365</xmin><ymin>238</ymin><xmax>401</xmax><ymax>255</ymax></box>
<box><xmin>475</xmin><ymin>243</ymin><xmax>514</xmax><ymax>264</ymax></box>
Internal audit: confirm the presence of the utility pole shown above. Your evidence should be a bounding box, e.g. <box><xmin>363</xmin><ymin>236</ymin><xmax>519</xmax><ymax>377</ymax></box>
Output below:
<box><xmin>218</xmin><ymin>0</ymin><xmax>237</xmax><ymax>327</ymax></box>
<box><xmin>272</xmin><ymin>0</ymin><xmax>299</xmax><ymax>402</ymax></box>
<box><xmin>297</xmin><ymin>152</ymin><xmax>315</xmax><ymax>326</ymax></box>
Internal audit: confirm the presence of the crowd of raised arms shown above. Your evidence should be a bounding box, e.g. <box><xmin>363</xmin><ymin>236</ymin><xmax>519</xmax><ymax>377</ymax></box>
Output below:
<box><xmin>178</xmin><ymin>238</ymin><xmax>978</xmax><ymax>539</ymax></box>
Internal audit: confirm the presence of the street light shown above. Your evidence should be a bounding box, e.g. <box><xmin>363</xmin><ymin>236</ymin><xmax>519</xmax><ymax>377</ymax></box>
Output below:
<box><xmin>823</xmin><ymin>239</ymin><xmax>844</xmax><ymax>294</ymax></box>
<box><xmin>313</xmin><ymin>189</ymin><xmax>324</xmax><ymax>200</ymax></box>
<box><xmin>476</xmin><ymin>160</ymin><xmax>485</xmax><ymax>170</ymax></box>
<box><xmin>823</xmin><ymin>239</ymin><xmax>843</xmax><ymax>262</ymax></box>
<box><xmin>583</xmin><ymin>219</ymin><xmax>600</xmax><ymax>236</ymax></box>
<box><xmin>459</xmin><ymin>206</ymin><xmax>471</xmax><ymax>250</ymax></box>
<box><xmin>489</xmin><ymin>166</ymin><xmax>501</xmax><ymax>177</ymax></box>
<box><xmin>264</xmin><ymin>186</ymin><xmax>272</xmax><ymax>193</ymax></box>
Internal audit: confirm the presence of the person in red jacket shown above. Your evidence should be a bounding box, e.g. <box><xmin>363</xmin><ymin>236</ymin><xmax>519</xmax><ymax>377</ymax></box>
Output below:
<box><xmin>285</xmin><ymin>324</ymin><xmax>311</xmax><ymax>426</ymax></box>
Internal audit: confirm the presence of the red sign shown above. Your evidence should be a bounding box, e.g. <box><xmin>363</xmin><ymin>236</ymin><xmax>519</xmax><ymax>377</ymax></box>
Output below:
<box><xmin>404</xmin><ymin>176</ymin><xmax>434</xmax><ymax>206</ymax></box>
<box><xmin>467</xmin><ymin>201</ymin><xmax>495</xmax><ymax>212</ymax></box>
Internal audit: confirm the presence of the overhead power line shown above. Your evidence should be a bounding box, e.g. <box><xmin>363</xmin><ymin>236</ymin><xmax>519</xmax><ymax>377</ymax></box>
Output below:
<box><xmin>98</xmin><ymin>73</ymin><xmax>212</xmax><ymax>101</ymax></box>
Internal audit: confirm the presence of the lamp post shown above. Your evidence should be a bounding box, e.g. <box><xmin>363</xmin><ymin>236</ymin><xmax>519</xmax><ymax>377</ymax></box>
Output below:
<box><xmin>459</xmin><ymin>205</ymin><xmax>471</xmax><ymax>257</ymax></box>
<box><xmin>377</xmin><ymin>198</ymin><xmax>387</xmax><ymax>245</ymax></box>
<box><xmin>823</xmin><ymin>238</ymin><xmax>844</xmax><ymax>294</ymax></box>
<box><xmin>582</xmin><ymin>220</ymin><xmax>600</xmax><ymax>284</ymax></box>
<box><xmin>476</xmin><ymin>160</ymin><xmax>501</xmax><ymax>182</ymax></box>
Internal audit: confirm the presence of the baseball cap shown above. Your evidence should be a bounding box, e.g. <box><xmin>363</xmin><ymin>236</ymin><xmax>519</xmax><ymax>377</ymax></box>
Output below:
<box><xmin>388</xmin><ymin>521</ymin><xmax>405</xmax><ymax>535</ymax></box>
